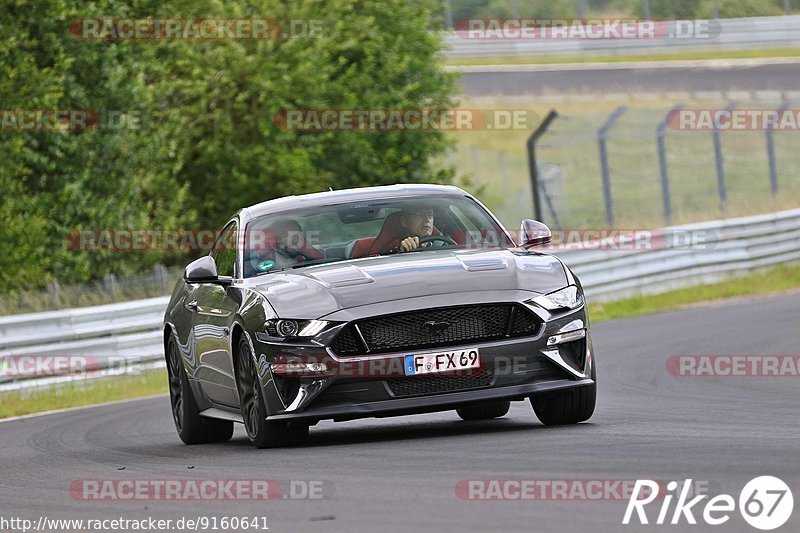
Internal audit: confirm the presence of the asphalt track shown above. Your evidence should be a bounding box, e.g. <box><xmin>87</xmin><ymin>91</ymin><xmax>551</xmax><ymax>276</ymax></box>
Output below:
<box><xmin>460</xmin><ymin>62</ymin><xmax>800</xmax><ymax>95</ymax></box>
<box><xmin>1</xmin><ymin>293</ymin><xmax>798</xmax><ymax>532</ymax></box>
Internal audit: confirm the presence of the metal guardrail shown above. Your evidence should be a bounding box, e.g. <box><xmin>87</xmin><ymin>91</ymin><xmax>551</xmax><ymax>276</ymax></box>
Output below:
<box><xmin>0</xmin><ymin>296</ymin><xmax>169</xmax><ymax>350</ymax></box>
<box><xmin>444</xmin><ymin>16</ymin><xmax>800</xmax><ymax>58</ymax></box>
<box><xmin>558</xmin><ymin>207</ymin><xmax>800</xmax><ymax>301</ymax></box>
<box><xmin>0</xmin><ymin>297</ymin><xmax>168</xmax><ymax>392</ymax></box>
<box><xmin>1</xmin><ymin>208</ymin><xmax>799</xmax><ymax>391</ymax></box>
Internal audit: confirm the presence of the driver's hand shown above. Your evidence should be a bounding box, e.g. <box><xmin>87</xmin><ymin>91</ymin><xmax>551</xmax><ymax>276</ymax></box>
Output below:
<box><xmin>399</xmin><ymin>236</ymin><xmax>420</xmax><ymax>252</ymax></box>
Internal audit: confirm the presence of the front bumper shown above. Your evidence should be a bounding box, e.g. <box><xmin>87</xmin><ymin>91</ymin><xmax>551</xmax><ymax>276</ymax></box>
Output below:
<box><xmin>268</xmin><ymin>377</ymin><xmax>594</xmax><ymax>422</ymax></box>
<box><xmin>255</xmin><ymin>303</ymin><xmax>593</xmax><ymax>424</ymax></box>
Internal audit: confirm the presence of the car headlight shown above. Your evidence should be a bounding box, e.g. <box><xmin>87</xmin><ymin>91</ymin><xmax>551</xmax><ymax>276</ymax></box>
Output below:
<box><xmin>530</xmin><ymin>286</ymin><xmax>583</xmax><ymax>311</ymax></box>
<box><xmin>257</xmin><ymin>319</ymin><xmax>331</xmax><ymax>341</ymax></box>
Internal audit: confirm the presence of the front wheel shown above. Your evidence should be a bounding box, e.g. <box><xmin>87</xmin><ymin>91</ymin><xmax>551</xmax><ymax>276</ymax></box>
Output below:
<box><xmin>235</xmin><ymin>335</ymin><xmax>309</xmax><ymax>448</ymax></box>
<box><xmin>456</xmin><ymin>400</ymin><xmax>510</xmax><ymax>421</ymax></box>
<box><xmin>530</xmin><ymin>363</ymin><xmax>596</xmax><ymax>425</ymax></box>
<box><xmin>167</xmin><ymin>336</ymin><xmax>233</xmax><ymax>444</ymax></box>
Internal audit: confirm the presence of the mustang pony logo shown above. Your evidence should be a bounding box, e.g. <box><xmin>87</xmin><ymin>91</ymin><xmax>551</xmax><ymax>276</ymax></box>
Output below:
<box><xmin>422</xmin><ymin>320</ymin><xmax>451</xmax><ymax>334</ymax></box>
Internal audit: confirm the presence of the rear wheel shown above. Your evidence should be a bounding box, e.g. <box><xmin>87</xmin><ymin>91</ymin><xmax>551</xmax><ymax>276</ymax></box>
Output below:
<box><xmin>530</xmin><ymin>363</ymin><xmax>596</xmax><ymax>425</ymax></box>
<box><xmin>167</xmin><ymin>336</ymin><xmax>233</xmax><ymax>444</ymax></box>
<box><xmin>456</xmin><ymin>400</ymin><xmax>510</xmax><ymax>421</ymax></box>
<box><xmin>235</xmin><ymin>335</ymin><xmax>309</xmax><ymax>448</ymax></box>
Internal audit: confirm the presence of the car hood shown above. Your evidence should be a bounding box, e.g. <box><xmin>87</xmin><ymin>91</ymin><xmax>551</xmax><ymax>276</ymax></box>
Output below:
<box><xmin>244</xmin><ymin>249</ymin><xmax>568</xmax><ymax>319</ymax></box>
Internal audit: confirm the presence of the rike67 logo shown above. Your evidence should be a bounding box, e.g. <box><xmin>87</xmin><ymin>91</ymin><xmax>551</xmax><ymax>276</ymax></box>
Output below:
<box><xmin>623</xmin><ymin>477</ymin><xmax>793</xmax><ymax>530</ymax></box>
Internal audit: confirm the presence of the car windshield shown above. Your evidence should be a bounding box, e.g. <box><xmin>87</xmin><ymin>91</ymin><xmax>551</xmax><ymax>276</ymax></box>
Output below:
<box><xmin>242</xmin><ymin>195</ymin><xmax>514</xmax><ymax>277</ymax></box>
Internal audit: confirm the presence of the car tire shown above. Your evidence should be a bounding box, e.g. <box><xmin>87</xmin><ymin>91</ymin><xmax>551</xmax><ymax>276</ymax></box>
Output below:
<box><xmin>456</xmin><ymin>400</ymin><xmax>510</xmax><ymax>421</ymax></box>
<box><xmin>235</xmin><ymin>335</ymin><xmax>309</xmax><ymax>449</ymax></box>
<box><xmin>530</xmin><ymin>362</ymin><xmax>596</xmax><ymax>425</ymax></box>
<box><xmin>167</xmin><ymin>336</ymin><xmax>234</xmax><ymax>444</ymax></box>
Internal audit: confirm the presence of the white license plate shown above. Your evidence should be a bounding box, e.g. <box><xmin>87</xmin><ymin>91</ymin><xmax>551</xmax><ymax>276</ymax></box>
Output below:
<box><xmin>404</xmin><ymin>348</ymin><xmax>480</xmax><ymax>376</ymax></box>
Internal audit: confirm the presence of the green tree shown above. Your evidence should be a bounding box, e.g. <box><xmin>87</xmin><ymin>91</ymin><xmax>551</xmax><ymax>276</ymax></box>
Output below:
<box><xmin>697</xmin><ymin>0</ymin><xmax>784</xmax><ymax>18</ymax></box>
<box><xmin>630</xmin><ymin>0</ymin><xmax>700</xmax><ymax>19</ymax></box>
<box><xmin>147</xmin><ymin>0</ymin><xmax>458</xmax><ymax>228</ymax></box>
<box><xmin>0</xmin><ymin>0</ymin><xmax>196</xmax><ymax>292</ymax></box>
<box><xmin>0</xmin><ymin>0</ymin><xmax>459</xmax><ymax>294</ymax></box>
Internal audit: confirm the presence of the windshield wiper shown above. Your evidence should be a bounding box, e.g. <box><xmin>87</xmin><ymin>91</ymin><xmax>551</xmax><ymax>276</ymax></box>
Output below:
<box><xmin>253</xmin><ymin>257</ymin><xmax>342</xmax><ymax>276</ymax></box>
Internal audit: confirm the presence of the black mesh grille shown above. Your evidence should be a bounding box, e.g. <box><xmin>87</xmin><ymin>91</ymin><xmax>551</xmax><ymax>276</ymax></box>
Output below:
<box><xmin>330</xmin><ymin>304</ymin><xmax>540</xmax><ymax>356</ymax></box>
<box><xmin>385</xmin><ymin>368</ymin><xmax>495</xmax><ymax>397</ymax></box>
<box><xmin>510</xmin><ymin>307</ymin><xmax>539</xmax><ymax>335</ymax></box>
<box><xmin>330</xmin><ymin>326</ymin><xmax>363</xmax><ymax>354</ymax></box>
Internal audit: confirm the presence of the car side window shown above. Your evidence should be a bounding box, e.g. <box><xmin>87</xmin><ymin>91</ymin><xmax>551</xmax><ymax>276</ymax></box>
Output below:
<box><xmin>211</xmin><ymin>221</ymin><xmax>237</xmax><ymax>278</ymax></box>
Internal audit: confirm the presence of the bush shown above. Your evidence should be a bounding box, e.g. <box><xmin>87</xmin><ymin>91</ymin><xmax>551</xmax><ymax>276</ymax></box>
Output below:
<box><xmin>697</xmin><ymin>0</ymin><xmax>785</xmax><ymax>18</ymax></box>
<box><xmin>0</xmin><ymin>0</ymin><xmax>459</xmax><ymax>292</ymax></box>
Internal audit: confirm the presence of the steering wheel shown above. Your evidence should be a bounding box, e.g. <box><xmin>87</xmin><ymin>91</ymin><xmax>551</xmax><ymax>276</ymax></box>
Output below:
<box><xmin>383</xmin><ymin>235</ymin><xmax>457</xmax><ymax>254</ymax></box>
<box><xmin>419</xmin><ymin>235</ymin><xmax>456</xmax><ymax>246</ymax></box>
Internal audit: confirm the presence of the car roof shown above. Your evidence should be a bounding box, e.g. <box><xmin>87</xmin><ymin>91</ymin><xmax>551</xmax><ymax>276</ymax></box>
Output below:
<box><xmin>240</xmin><ymin>184</ymin><xmax>471</xmax><ymax>220</ymax></box>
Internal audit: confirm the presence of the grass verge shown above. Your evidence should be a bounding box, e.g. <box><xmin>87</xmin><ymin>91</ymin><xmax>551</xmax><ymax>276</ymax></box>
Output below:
<box><xmin>443</xmin><ymin>47</ymin><xmax>800</xmax><ymax>67</ymax></box>
<box><xmin>0</xmin><ymin>368</ymin><xmax>168</xmax><ymax>420</ymax></box>
<box><xmin>449</xmin><ymin>97</ymin><xmax>800</xmax><ymax>230</ymax></box>
<box><xmin>588</xmin><ymin>264</ymin><xmax>800</xmax><ymax>323</ymax></box>
<box><xmin>2</xmin><ymin>264</ymin><xmax>798</xmax><ymax>420</ymax></box>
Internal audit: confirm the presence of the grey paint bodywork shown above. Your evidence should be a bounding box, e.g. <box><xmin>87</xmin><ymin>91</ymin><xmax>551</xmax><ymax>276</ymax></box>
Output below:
<box><xmin>163</xmin><ymin>184</ymin><xmax>591</xmax><ymax>424</ymax></box>
<box><xmin>247</xmin><ymin>248</ymin><xmax>568</xmax><ymax>319</ymax></box>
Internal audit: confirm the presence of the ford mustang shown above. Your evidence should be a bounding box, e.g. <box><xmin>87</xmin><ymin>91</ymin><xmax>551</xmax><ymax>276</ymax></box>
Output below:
<box><xmin>163</xmin><ymin>184</ymin><xmax>596</xmax><ymax>447</ymax></box>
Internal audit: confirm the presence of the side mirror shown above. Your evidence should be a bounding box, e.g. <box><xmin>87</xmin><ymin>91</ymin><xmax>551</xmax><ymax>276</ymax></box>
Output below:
<box><xmin>184</xmin><ymin>256</ymin><xmax>230</xmax><ymax>284</ymax></box>
<box><xmin>520</xmin><ymin>219</ymin><xmax>552</xmax><ymax>248</ymax></box>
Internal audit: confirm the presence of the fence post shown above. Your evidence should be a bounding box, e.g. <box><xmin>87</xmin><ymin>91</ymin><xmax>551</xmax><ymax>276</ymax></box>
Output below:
<box><xmin>598</xmin><ymin>106</ymin><xmax>627</xmax><ymax>227</ymax></box>
<box><xmin>642</xmin><ymin>0</ymin><xmax>651</xmax><ymax>18</ymax></box>
<box><xmin>539</xmin><ymin>166</ymin><xmax>563</xmax><ymax>230</ymax></box>
<box><xmin>712</xmin><ymin>102</ymin><xmax>737</xmax><ymax>212</ymax></box>
<box><xmin>575</xmin><ymin>0</ymin><xmax>588</xmax><ymax>18</ymax></box>
<box><xmin>527</xmin><ymin>110</ymin><xmax>559</xmax><ymax>223</ymax></box>
<box><xmin>154</xmin><ymin>264</ymin><xmax>169</xmax><ymax>292</ymax></box>
<box><xmin>657</xmin><ymin>104</ymin><xmax>682</xmax><ymax>225</ymax></box>
<box><xmin>102</xmin><ymin>273</ymin><xmax>118</xmax><ymax>295</ymax></box>
<box><xmin>471</xmin><ymin>145</ymin><xmax>479</xmax><ymax>181</ymax></box>
<box><xmin>766</xmin><ymin>101</ymin><xmax>789</xmax><ymax>197</ymax></box>
<box><xmin>47</xmin><ymin>282</ymin><xmax>61</xmax><ymax>310</ymax></box>
<box><xmin>442</xmin><ymin>0</ymin><xmax>453</xmax><ymax>29</ymax></box>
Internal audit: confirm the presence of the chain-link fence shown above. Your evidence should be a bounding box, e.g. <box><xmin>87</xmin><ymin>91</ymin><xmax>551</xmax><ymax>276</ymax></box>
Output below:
<box><xmin>0</xmin><ymin>265</ymin><xmax>184</xmax><ymax>316</ymax></box>
<box><xmin>529</xmin><ymin>103</ymin><xmax>800</xmax><ymax>229</ymax></box>
<box><xmin>452</xmin><ymin>103</ymin><xmax>800</xmax><ymax>231</ymax></box>
<box><xmin>442</xmin><ymin>0</ymin><xmax>798</xmax><ymax>27</ymax></box>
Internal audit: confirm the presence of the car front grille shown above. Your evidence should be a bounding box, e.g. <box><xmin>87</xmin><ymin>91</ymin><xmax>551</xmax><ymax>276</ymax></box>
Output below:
<box><xmin>385</xmin><ymin>367</ymin><xmax>495</xmax><ymax>397</ymax></box>
<box><xmin>330</xmin><ymin>303</ymin><xmax>541</xmax><ymax>356</ymax></box>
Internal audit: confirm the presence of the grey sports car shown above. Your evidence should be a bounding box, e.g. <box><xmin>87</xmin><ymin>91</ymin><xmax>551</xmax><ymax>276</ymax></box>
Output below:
<box><xmin>163</xmin><ymin>184</ymin><xmax>596</xmax><ymax>448</ymax></box>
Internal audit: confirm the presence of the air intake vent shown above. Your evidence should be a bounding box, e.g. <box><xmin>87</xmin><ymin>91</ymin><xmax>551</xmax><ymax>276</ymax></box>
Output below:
<box><xmin>330</xmin><ymin>304</ymin><xmax>541</xmax><ymax>356</ymax></box>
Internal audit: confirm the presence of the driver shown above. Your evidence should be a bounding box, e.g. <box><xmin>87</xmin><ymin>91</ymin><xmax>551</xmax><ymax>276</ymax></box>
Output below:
<box><xmin>398</xmin><ymin>206</ymin><xmax>435</xmax><ymax>252</ymax></box>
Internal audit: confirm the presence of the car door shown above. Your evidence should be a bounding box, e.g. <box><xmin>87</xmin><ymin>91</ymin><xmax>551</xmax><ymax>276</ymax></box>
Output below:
<box><xmin>189</xmin><ymin>220</ymin><xmax>241</xmax><ymax>407</ymax></box>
